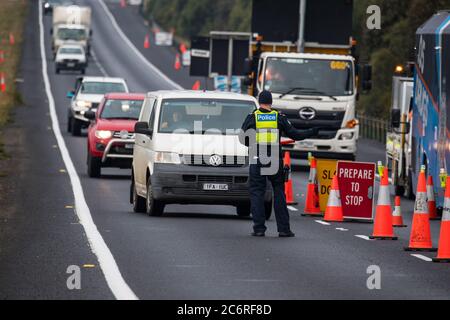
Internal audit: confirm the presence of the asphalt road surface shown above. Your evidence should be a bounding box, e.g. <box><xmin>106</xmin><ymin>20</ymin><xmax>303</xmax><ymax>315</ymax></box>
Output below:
<box><xmin>0</xmin><ymin>0</ymin><xmax>449</xmax><ymax>300</ymax></box>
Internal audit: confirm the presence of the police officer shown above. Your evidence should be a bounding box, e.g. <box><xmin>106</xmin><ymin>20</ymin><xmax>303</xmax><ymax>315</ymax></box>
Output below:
<box><xmin>240</xmin><ymin>90</ymin><xmax>318</xmax><ymax>237</ymax></box>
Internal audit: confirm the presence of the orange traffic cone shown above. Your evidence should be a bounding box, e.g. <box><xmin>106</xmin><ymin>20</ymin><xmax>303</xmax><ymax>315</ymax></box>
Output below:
<box><xmin>120</xmin><ymin>0</ymin><xmax>126</xmax><ymax>8</ymax></box>
<box><xmin>9</xmin><ymin>33</ymin><xmax>14</xmax><ymax>45</ymax></box>
<box><xmin>302</xmin><ymin>157</ymin><xmax>322</xmax><ymax>217</ymax></box>
<box><xmin>283</xmin><ymin>151</ymin><xmax>297</xmax><ymax>205</ymax></box>
<box><xmin>370</xmin><ymin>167</ymin><xmax>397</xmax><ymax>240</ymax></box>
<box><xmin>405</xmin><ymin>166</ymin><xmax>437</xmax><ymax>251</ymax></box>
<box><xmin>0</xmin><ymin>73</ymin><xmax>6</xmax><ymax>92</ymax></box>
<box><xmin>192</xmin><ymin>80</ymin><xmax>201</xmax><ymax>90</ymax></box>
<box><xmin>427</xmin><ymin>175</ymin><xmax>440</xmax><ymax>220</ymax></box>
<box><xmin>174</xmin><ymin>53</ymin><xmax>181</xmax><ymax>70</ymax></box>
<box><xmin>392</xmin><ymin>196</ymin><xmax>407</xmax><ymax>227</ymax></box>
<box><xmin>323</xmin><ymin>175</ymin><xmax>344</xmax><ymax>222</ymax></box>
<box><xmin>144</xmin><ymin>34</ymin><xmax>150</xmax><ymax>49</ymax></box>
<box><xmin>433</xmin><ymin>176</ymin><xmax>450</xmax><ymax>262</ymax></box>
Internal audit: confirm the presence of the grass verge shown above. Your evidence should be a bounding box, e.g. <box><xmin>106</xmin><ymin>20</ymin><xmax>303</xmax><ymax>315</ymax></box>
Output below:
<box><xmin>0</xmin><ymin>0</ymin><xmax>28</xmax><ymax>157</ymax></box>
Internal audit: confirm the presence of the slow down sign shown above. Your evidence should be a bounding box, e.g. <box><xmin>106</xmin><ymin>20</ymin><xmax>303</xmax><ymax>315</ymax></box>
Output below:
<box><xmin>337</xmin><ymin>161</ymin><xmax>376</xmax><ymax>221</ymax></box>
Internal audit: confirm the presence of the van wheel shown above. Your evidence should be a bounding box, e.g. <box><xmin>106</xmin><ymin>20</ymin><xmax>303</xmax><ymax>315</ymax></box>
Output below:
<box><xmin>146</xmin><ymin>179</ymin><xmax>164</xmax><ymax>216</ymax></box>
<box><xmin>87</xmin><ymin>153</ymin><xmax>101</xmax><ymax>178</ymax></box>
<box><xmin>236</xmin><ymin>204</ymin><xmax>251</xmax><ymax>217</ymax></box>
<box><xmin>265</xmin><ymin>201</ymin><xmax>272</xmax><ymax>220</ymax></box>
<box><xmin>131</xmin><ymin>180</ymin><xmax>146</xmax><ymax>213</ymax></box>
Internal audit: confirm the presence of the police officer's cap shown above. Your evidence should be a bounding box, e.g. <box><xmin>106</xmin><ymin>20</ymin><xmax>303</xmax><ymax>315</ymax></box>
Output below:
<box><xmin>258</xmin><ymin>90</ymin><xmax>272</xmax><ymax>105</ymax></box>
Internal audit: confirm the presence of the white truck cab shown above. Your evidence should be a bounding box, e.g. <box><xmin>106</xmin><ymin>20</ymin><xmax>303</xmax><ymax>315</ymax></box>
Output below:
<box><xmin>256</xmin><ymin>52</ymin><xmax>358</xmax><ymax>161</ymax></box>
<box><xmin>131</xmin><ymin>90</ymin><xmax>272</xmax><ymax>217</ymax></box>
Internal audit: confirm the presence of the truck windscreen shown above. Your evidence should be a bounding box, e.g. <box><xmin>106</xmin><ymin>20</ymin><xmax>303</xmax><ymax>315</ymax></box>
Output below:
<box><xmin>158</xmin><ymin>99</ymin><xmax>255</xmax><ymax>134</ymax></box>
<box><xmin>57</xmin><ymin>28</ymin><xmax>86</xmax><ymax>41</ymax></box>
<box><xmin>263</xmin><ymin>58</ymin><xmax>354</xmax><ymax>97</ymax></box>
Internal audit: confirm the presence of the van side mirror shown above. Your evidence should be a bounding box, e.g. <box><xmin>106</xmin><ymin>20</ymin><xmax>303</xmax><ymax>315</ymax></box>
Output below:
<box><xmin>66</xmin><ymin>91</ymin><xmax>75</xmax><ymax>99</ymax></box>
<box><xmin>391</xmin><ymin>109</ymin><xmax>401</xmax><ymax>128</ymax></box>
<box><xmin>135</xmin><ymin>121</ymin><xmax>153</xmax><ymax>136</ymax></box>
<box><xmin>361</xmin><ymin>64</ymin><xmax>372</xmax><ymax>91</ymax></box>
<box><xmin>84</xmin><ymin>110</ymin><xmax>96</xmax><ymax>120</ymax></box>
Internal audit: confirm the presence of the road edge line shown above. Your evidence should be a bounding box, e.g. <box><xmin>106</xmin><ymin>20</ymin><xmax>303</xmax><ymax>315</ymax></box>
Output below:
<box><xmin>97</xmin><ymin>0</ymin><xmax>183</xmax><ymax>90</ymax></box>
<box><xmin>38</xmin><ymin>0</ymin><xmax>138</xmax><ymax>300</ymax></box>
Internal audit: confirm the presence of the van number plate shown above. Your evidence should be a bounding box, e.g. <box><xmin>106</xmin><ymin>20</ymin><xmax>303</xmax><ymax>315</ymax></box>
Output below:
<box><xmin>203</xmin><ymin>183</ymin><xmax>228</xmax><ymax>191</ymax></box>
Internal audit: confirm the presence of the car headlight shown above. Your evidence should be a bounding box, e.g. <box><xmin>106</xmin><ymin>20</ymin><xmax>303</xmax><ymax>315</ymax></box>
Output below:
<box><xmin>76</xmin><ymin>100</ymin><xmax>92</xmax><ymax>108</ymax></box>
<box><xmin>95</xmin><ymin>130</ymin><xmax>113</xmax><ymax>140</ymax></box>
<box><xmin>154</xmin><ymin>152</ymin><xmax>181</xmax><ymax>164</ymax></box>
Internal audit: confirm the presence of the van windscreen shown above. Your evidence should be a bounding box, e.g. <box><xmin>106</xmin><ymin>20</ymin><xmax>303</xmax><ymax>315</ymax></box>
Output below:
<box><xmin>158</xmin><ymin>99</ymin><xmax>255</xmax><ymax>134</ymax></box>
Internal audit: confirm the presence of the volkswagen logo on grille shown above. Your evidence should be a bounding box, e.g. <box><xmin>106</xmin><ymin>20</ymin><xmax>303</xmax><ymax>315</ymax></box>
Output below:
<box><xmin>299</xmin><ymin>107</ymin><xmax>316</xmax><ymax>120</ymax></box>
<box><xmin>209</xmin><ymin>154</ymin><xmax>222</xmax><ymax>167</ymax></box>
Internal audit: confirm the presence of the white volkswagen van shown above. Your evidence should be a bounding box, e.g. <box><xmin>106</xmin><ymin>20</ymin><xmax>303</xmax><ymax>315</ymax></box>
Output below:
<box><xmin>130</xmin><ymin>90</ymin><xmax>272</xmax><ymax>218</ymax></box>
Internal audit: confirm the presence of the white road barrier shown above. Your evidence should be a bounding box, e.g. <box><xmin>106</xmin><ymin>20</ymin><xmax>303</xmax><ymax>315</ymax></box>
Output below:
<box><xmin>38</xmin><ymin>0</ymin><xmax>138</xmax><ymax>300</ymax></box>
<box><xmin>98</xmin><ymin>0</ymin><xmax>183</xmax><ymax>90</ymax></box>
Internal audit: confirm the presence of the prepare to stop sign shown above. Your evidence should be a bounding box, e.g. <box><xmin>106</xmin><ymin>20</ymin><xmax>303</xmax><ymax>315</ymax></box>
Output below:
<box><xmin>337</xmin><ymin>161</ymin><xmax>376</xmax><ymax>221</ymax></box>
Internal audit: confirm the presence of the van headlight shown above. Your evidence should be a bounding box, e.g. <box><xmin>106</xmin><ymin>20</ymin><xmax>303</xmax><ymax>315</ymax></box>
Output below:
<box><xmin>154</xmin><ymin>152</ymin><xmax>181</xmax><ymax>164</ymax></box>
<box><xmin>95</xmin><ymin>130</ymin><xmax>113</xmax><ymax>139</ymax></box>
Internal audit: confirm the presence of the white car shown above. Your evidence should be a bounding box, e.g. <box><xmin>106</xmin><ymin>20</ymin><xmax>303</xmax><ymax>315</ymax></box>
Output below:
<box><xmin>131</xmin><ymin>90</ymin><xmax>273</xmax><ymax>218</ymax></box>
<box><xmin>67</xmin><ymin>76</ymin><xmax>129</xmax><ymax>136</ymax></box>
<box><xmin>55</xmin><ymin>44</ymin><xmax>87</xmax><ymax>74</ymax></box>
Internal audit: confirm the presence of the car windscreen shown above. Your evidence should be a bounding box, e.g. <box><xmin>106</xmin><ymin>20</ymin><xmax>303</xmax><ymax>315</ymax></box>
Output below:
<box><xmin>57</xmin><ymin>28</ymin><xmax>86</xmax><ymax>41</ymax></box>
<box><xmin>100</xmin><ymin>99</ymin><xmax>143</xmax><ymax>120</ymax></box>
<box><xmin>59</xmin><ymin>47</ymin><xmax>83</xmax><ymax>54</ymax></box>
<box><xmin>80</xmin><ymin>82</ymin><xmax>127</xmax><ymax>95</ymax></box>
<box><xmin>158</xmin><ymin>98</ymin><xmax>255</xmax><ymax>135</ymax></box>
<box><xmin>263</xmin><ymin>58</ymin><xmax>354</xmax><ymax>96</ymax></box>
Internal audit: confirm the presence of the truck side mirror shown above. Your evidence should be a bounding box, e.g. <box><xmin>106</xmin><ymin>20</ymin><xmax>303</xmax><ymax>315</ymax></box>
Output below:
<box><xmin>135</xmin><ymin>121</ymin><xmax>153</xmax><ymax>136</ymax></box>
<box><xmin>391</xmin><ymin>109</ymin><xmax>401</xmax><ymax>128</ymax></box>
<box><xmin>362</xmin><ymin>64</ymin><xmax>372</xmax><ymax>91</ymax></box>
<box><xmin>243</xmin><ymin>58</ymin><xmax>253</xmax><ymax>75</ymax></box>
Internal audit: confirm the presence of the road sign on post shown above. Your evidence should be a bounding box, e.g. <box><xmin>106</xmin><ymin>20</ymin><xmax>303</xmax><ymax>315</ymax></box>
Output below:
<box><xmin>190</xmin><ymin>36</ymin><xmax>210</xmax><ymax>77</ymax></box>
<box><xmin>337</xmin><ymin>161</ymin><xmax>376</xmax><ymax>221</ymax></box>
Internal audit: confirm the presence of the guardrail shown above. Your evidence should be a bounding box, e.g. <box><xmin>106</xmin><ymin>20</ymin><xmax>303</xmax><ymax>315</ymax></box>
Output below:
<box><xmin>358</xmin><ymin>114</ymin><xmax>389</xmax><ymax>143</ymax></box>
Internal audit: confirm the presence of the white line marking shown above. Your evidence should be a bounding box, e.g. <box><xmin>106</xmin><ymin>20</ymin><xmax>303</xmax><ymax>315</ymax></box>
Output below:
<box><xmin>39</xmin><ymin>0</ymin><xmax>138</xmax><ymax>300</ymax></box>
<box><xmin>90</xmin><ymin>48</ymin><xmax>109</xmax><ymax>77</ymax></box>
<box><xmin>335</xmin><ymin>228</ymin><xmax>349</xmax><ymax>231</ymax></box>
<box><xmin>98</xmin><ymin>0</ymin><xmax>183</xmax><ymax>90</ymax></box>
<box><xmin>287</xmin><ymin>206</ymin><xmax>298</xmax><ymax>212</ymax></box>
<box><xmin>411</xmin><ymin>254</ymin><xmax>432</xmax><ymax>262</ymax></box>
<box><xmin>315</xmin><ymin>220</ymin><xmax>331</xmax><ymax>226</ymax></box>
<box><xmin>355</xmin><ymin>235</ymin><xmax>372</xmax><ymax>241</ymax></box>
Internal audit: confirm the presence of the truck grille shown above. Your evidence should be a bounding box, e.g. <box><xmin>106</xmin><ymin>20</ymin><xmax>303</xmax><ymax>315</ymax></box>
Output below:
<box><xmin>282</xmin><ymin>109</ymin><xmax>345</xmax><ymax>139</ymax></box>
<box><xmin>198</xmin><ymin>175</ymin><xmax>233</xmax><ymax>183</ymax></box>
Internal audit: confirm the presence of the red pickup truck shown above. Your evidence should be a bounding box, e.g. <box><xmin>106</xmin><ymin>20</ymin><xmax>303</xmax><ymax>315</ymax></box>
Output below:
<box><xmin>85</xmin><ymin>93</ymin><xmax>145</xmax><ymax>178</ymax></box>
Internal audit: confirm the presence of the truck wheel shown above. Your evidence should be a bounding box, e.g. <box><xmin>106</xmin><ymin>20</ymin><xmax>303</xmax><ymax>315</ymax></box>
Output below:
<box><xmin>131</xmin><ymin>179</ymin><xmax>146</xmax><ymax>213</ymax></box>
<box><xmin>71</xmin><ymin>118</ymin><xmax>82</xmax><ymax>136</ymax></box>
<box><xmin>265</xmin><ymin>201</ymin><xmax>272</xmax><ymax>220</ymax></box>
<box><xmin>87</xmin><ymin>153</ymin><xmax>101</xmax><ymax>178</ymax></box>
<box><xmin>236</xmin><ymin>204</ymin><xmax>251</xmax><ymax>217</ymax></box>
<box><xmin>146</xmin><ymin>179</ymin><xmax>164</xmax><ymax>216</ymax></box>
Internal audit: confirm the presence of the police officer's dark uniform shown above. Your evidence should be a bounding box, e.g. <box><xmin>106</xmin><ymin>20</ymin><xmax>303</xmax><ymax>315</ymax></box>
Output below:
<box><xmin>240</xmin><ymin>90</ymin><xmax>317</xmax><ymax>237</ymax></box>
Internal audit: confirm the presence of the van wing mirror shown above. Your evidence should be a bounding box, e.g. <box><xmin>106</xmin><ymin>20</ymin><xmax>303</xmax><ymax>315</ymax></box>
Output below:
<box><xmin>135</xmin><ymin>121</ymin><xmax>153</xmax><ymax>136</ymax></box>
<box><xmin>84</xmin><ymin>110</ymin><xmax>96</xmax><ymax>120</ymax></box>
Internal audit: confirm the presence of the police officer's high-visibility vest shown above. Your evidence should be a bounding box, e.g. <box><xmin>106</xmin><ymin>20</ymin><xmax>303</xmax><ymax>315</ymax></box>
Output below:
<box><xmin>255</xmin><ymin>109</ymin><xmax>279</xmax><ymax>144</ymax></box>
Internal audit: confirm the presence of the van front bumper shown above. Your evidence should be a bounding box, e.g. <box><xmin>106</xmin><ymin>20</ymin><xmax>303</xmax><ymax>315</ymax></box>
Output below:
<box><xmin>151</xmin><ymin>163</ymin><xmax>272</xmax><ymax>205</ymax></box>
